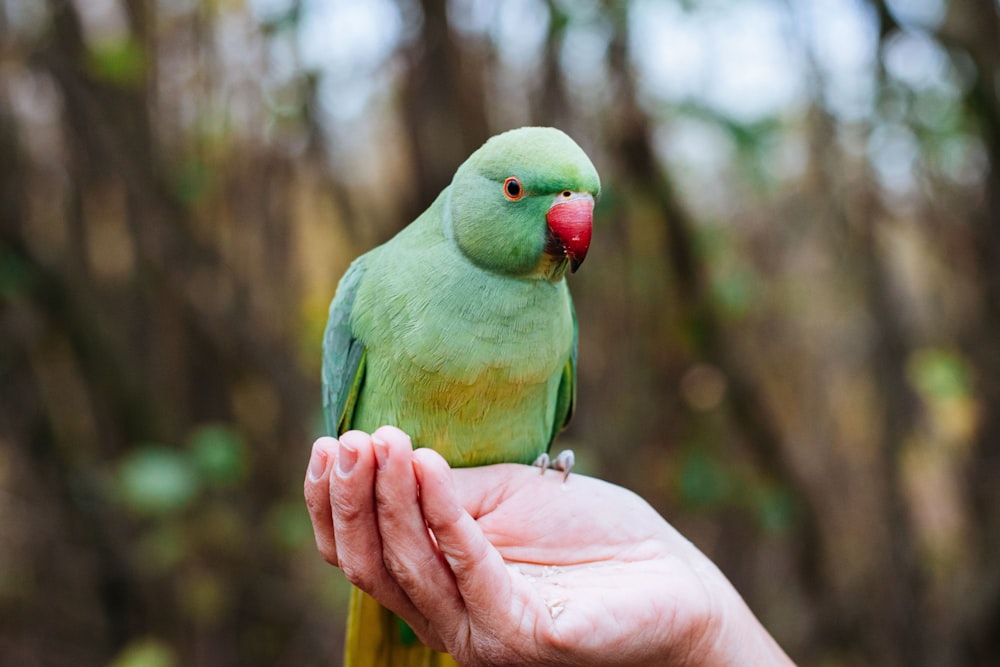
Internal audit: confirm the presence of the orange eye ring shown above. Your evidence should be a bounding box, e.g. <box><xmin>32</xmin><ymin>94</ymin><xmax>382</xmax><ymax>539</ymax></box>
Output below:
<box><xmin>503</xmin><ymin>177</ymin><xmax>523</xmax><ymax>201</ymax></box>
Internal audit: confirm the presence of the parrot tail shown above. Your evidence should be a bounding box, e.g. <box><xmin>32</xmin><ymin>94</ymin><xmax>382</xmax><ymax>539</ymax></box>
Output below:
<box><xmin>344</xmin><ymin>587</ymin><xmax>461</xmax><ymax>667</ymax></box>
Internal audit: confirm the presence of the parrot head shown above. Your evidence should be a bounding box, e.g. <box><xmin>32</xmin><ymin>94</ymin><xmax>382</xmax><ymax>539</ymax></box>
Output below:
<box><xmin>448</xmin><ymin>127</ymin><xmax>601</xmax><ymax>281</ymax></box>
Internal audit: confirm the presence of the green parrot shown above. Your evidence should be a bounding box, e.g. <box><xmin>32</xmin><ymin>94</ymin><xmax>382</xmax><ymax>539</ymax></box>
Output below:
<box><xmin>322</xmin><ymin>126</ymin><xmax>600</xmax><ymax>666</ymax></box>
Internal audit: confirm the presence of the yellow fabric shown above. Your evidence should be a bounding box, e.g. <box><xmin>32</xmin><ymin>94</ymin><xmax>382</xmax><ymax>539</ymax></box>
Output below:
<box><xmin>344</xmin><ymin>587</ymin><xmax>461</xmax><ymax>667</ymax></box>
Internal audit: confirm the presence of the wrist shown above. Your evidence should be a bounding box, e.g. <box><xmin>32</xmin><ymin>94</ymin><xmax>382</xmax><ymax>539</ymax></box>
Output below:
<box><xmin>696</xmin><ymin>586</ymin><xmax>795</xmax><ymax>667</ymax></box>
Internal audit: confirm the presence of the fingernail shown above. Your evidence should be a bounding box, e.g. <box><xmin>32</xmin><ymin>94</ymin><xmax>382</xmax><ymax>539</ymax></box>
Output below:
<box><xmin>337</xmin><ymin>440</ymin><xmax>358</xmax><ymax>476</ymax></box>
<box><xmin>372</xmin><ymin>435</ymin><xmax>388</xmax><ymax>470</ymax></box>
<box><xmin>308</xmin><ymin>448</ymin><xmax>327</xmax><ymax>482</ymax></box>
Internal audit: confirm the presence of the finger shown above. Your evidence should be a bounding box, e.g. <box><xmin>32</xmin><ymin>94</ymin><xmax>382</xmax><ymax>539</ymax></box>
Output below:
<box><xmin>328</xmin><ymin>431</ymin><xmax>377</xmax><ymax>579</ymax></box>
<box><xmin>370</xmin><ymin>426</ymin><xmax>464</xmax><ymax>648</ymax></box>
<box><xmin>412</xmin><ymin>448</ymin><xmax>513</xmax><ymax>632</ymax></box>
<box><xmin>304</xmin><ymin>437</ymin><xmax>339</xmax><ymax>565</ymax></box>
<box><xmin>329</xmin><ymin>432</ymin><xmax>408</xmax><ymax>601</ymax></box>
<box><xmin>330</xmin><ymin>429</ymin><xmax>441</xmax><ymax>648</ymax></box>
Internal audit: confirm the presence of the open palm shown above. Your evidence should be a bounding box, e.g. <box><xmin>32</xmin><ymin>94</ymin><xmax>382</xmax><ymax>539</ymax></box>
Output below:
<box><xmin>304</xmin><ymin>426</ymin><xmax>794</xmax><ymax>666</ymax></box>
<box><xmin>439</xmin><ymin>460</ymin><xmax>721</xmax><ymax>665</ymax></box>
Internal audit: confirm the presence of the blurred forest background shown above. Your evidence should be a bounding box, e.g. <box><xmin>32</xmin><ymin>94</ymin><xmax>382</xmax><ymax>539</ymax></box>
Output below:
<box><xmin>2</xmin><ymin>0</ymin><xmax>999</xmax><ymax>665</ymax></box>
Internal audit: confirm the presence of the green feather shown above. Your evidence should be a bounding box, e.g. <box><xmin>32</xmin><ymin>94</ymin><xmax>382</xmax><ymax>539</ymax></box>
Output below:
<box><xmin>321</xmin><ymin>258</ymin><xmax>367</xmax><ymax>435</ymax></box>
<box><xmin>551</xmin><ymin>300</ymin><xmax>578</xmax><ymax>445</ymax></box>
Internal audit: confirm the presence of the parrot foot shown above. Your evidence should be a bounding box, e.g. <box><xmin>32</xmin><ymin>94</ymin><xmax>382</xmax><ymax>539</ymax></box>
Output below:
<box><xmin>552</xmin><ymin>449</ymin><xmax>575</xmax><ymax>482</ymax></box>
<box><xmin>532</xmin><ymin>449</ymin><xmax>575</xmax><ymax>482</ymax></box>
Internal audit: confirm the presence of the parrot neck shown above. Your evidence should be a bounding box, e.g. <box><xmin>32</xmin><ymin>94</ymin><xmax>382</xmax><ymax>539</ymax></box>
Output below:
<box><xmin>441</xmin><ymin>185</ymin><xmax>568</xmax><ymax>284</ymax></box>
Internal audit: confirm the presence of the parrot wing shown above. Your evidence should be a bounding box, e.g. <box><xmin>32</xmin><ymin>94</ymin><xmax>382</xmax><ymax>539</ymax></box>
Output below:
<box><xmin>322</xmin><ymin>258</ymin><xmax>367</xmax><ymax>436</ymax></box>
<box><xmin>549</xmin><ymin>297</ymin><xmax>578</xmax><ymax>447</ymax></box>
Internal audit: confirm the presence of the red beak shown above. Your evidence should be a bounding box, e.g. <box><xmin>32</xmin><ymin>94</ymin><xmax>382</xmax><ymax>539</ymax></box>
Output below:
<box><xmin>545</xmin><ymin>192</ymin><xmax>594</xmax><ymax>273</ymax></box>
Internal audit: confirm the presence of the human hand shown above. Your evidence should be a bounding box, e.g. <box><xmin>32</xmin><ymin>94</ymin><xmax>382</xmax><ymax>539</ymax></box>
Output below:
<box><xmin>304</xmin><ymin>426</ymin><xmax>794</xmax><ymax>666</ymax></box>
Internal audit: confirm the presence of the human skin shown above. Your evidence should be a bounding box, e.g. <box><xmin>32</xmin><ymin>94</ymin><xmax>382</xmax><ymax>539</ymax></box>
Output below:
<box><xmin>304</xmin><ymin>425</ymin><xmax>796</xmax><ymax>667</ymax></box>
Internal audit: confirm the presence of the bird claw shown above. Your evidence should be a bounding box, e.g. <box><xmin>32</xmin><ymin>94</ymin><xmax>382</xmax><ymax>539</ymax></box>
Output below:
<box><xmin>532</xmin><ymin>449</ymin><xmax>575</xmax><ymax>482</ymax></box>
<box><xmin>553</xmin><ymin>449</ymin><xmax>574</xmax><ymax>482</ymax></box>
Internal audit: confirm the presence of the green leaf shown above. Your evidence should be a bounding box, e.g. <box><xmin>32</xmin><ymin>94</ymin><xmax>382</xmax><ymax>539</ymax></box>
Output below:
<box><xmin>118</xmin><ymin>445</ymin><xmax>199</xmax><ymax>516</ymax></box>
<box><xmin>171</xmin><ymin>159</ymin><xmax>214</xmax><ymax>206</ymax></box>
<box><xmin>87</xmin><ymin>38</ymin><xmax>146</xmax><ymax>86</ymax></box>
<box><xmin>187</xmin><ymin>423</ymin><xmax>249</xmax><ymax>487</ymax></box>
<box><xmin>710</xmin><ymin>268</ymin><xmax>754</xmax><ymax>318</ymax></box>
<box><xmin>108</xmin><ymin>638</ymin><xmax>177</xmax><ymax>667</ymax></box>
<box><xmin>907</xmin><ymin>347</ymin><xmax>971</xmax><ymax>402</ymax></box>
<box><xmin>264</xmin><ymin>499</ymin><xmax>314</xmax><ymax>551</ymax></box>
<box><xmin>753</xmin><ymin>485</ymin><xmax>796</xmax><ymax>534</ymax></box>
<box><xmin>678</xmin><ymin>448</ymin><xmax>733</xmax><ymax>508</ymax></box>
<box><xmin>0</xmin><ymin>249</ymin><xmax>32</xmax><ymax>298</ymax></box>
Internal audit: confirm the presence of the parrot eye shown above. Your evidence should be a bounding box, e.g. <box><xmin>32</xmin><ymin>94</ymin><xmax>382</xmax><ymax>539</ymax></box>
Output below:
<box><xmin>503</xmin><ymin>177</ymin><xmax>523</xmax><ymax>201</ymax></box>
